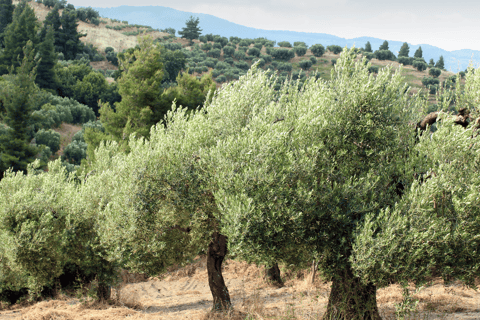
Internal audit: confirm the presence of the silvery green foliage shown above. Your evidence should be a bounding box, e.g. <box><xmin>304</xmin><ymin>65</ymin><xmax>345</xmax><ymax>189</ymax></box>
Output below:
<box><xmin>0</xmin><ymin>160</ymin><xmax>77</xmax><ymax>296</ymax></box>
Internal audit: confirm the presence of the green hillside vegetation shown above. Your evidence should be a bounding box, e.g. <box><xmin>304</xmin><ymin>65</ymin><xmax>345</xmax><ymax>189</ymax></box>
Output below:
<box><xmin>1</xmin><ymin>0</ymin><xmax>480</xmax><ymax>318</ymax></box>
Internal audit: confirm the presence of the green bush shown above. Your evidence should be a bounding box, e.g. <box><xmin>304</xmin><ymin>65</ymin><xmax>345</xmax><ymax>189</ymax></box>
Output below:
<box><xmin>413</xmin><ymin>60</ymin><xmax>427</xmax><ymax>71</ymax></box>
<box><xmin>397</xmin><ymin>56</ymin><xmax>413</xmax><ymax>66</ymax></box>
<box><xmin>253</xmin><ymin>43</ymin><xmax>263</xmax><ymax>50</ymax></box>
<box><xmin>260</xmin><ymin>55</ymin><xmax>272</xmax><ymax>63</ymax></box>
<box><xmin>202</xmin><ymin>60</ymin><xmax>216</xmax><ymax>68</ymax></box>
<box><xmin>207</xmin><ymin>49</ymin><xmax>221</xmax><ymax>58</ymax></box>
<box><xmin>215</xmin><ymin>75</ymin><xmax>227</xmax><ymax>83</ymax></box>
<box><xmin>229</xmin><ymin>36</ymin><xmax>241</xmax><ymax>44</ymax></box>
<box><xmin>293</xmin><ymin>46</ymin><xmax>307</xmax><ymax>57</ymax></box>
<box><xmin>368</xmin><ymin>65</ymin><xmax>379</xmax><ymax>74</ymax></box>
<box><xmin>310</xmin><ymin>44</ymin><xmax>326</xmax><ymax>57</ymax></box>
<box><xmin>234</xmin><ymin>61</ymin><xmax>250</xmax><ymax>71</ymax></box>
<box><xmin>277</xmin><ymin>62</ymin><xmax>292</xmax><ymax>72</ymax></box>
<box><xmin>222</xmin><ymin>46</ymin><xmax>235</xmax><ymax>57</ymax></box>
<box><xmin>62</xmin><ymin>140</ymin><xmax>87</xmax><ymax>165</ymax></box>
<box><xmin>214</xmin><ymin>61</ymin><xmax>230</xmax><ymax>70</ymax></box>
<box><xmin>238</xmin><ymin>46</ymin><xmax>249</xmax><ymax>52</ymax></box>
<box><xmin>211</xmin><ymin>69</ymin><xmax>222</xmax><ymax>78</ymax></box>
<box><xmin>202</xmin><ymin>43</ymin><xmax>212</xmax><ymax>51</ymax></box>
<box><xmin>291</xmin><ymin>70</ymin><xmax>306</xmax><ymax>81</ymax></box>
<box><xmin>199</xmin><ymin>36</ymin><xmax>207</xmax><ymax>43</ymax></box>
<box><xmin>224</xmin><ymin>70</ymin><xmax>239</xmax><ymax>81</ymax></box>
<box><xmin>270</xmin><ymin>48</ymin><xmax>295</xmax><ymax>61</ymax></box>
<box><xmin>331</xmin><ymin>59</ymin><xmax>337</xmax><ymax>65</ymax></box>
<box><xmin>278</xmin><ymin>41</ymin><xmax>292</xmax><ymax>48</ymax></box>
<box><xmin>234</xmin><ymin>51</ymin><xmax>246</xmax><ymax>60</ymax></box>
<box><xmin>224</xmin><ymin>57</ymin><xmax>234</xmax><ymax>65</ymax></box>
<box><xmin>244</xmin><ymin>55</ymin><xmax>254</xmax><ymax>61</ymax></box>
<box><xmin>214</xmin><ymin>36</ymin><xmax>229</xmax><ymax>47</ymax></box>
<box><xmin>251</xmin><ymin>58</ymin><xmax>265</xmax><ymax>68</ymax></box>
<box><xmin>429</xmin><ymin>67</ymin><xmax>442</xmax><ymax>78</ymax></box>
<box><xmin>374</xmin><ymin>50</ymin><xmax>396</xmax><ymax>61</ymax></box>
<box><xmin>459</xmin><ymin>71</ymin><xmax>466</xmax><ymax>79</ymax></box>
<box><xmin>421</xmin><ymin>76</ymin><xmax>440</xmax><ymax>87</ymax></box>
<box><xmin>247</xmin><ymin>47</ymin><xmax>261</xmax><ymax>57</ymax></box>
<box><xmin>213</xmin><ymin>42</ymin><xmax>223</xmax><ymax>50</ymax></box>
<box><xmin>34</xmin><ymin>129</ymin><xmax>61</xmax><ymax>154</ymax></box>
<box><xmin>294</xmin><ymin>41</ymin><xmax>307</xmax><ymax>47</ymax></box>
<box><xmin>238</xmin><ymin>40</ymin><xmax>250</xmax><ymax>47</ymax></box>
<box><xmin>105</xmin><ymin>47</ymin><xmax>114</xmax><ymax>54</ymax></box>
<box><xmin>299</xmin><ymin>59</ymin><xmax>313</xmax><ymax>71</ymax></box>
<box><xmin>327</xmin><ymin>45</ymin><xmax>343</xmax><ymax>54</ymax></box>
<box><xmin>364</xmin><ymin>52</ymin><xmax>375</xmax><ymax>61</ymax></box>
<box><xmin>309</xmin><ymin>56</ymin><xmax>317</xmax><ymax>64</ymax></box>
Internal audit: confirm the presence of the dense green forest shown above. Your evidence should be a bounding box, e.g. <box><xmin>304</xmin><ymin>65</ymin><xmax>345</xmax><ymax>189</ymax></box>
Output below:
<box><xmin>1</xmin><ymin>0</ymin><xmax>480</xmax><ymax>318</ymax></box>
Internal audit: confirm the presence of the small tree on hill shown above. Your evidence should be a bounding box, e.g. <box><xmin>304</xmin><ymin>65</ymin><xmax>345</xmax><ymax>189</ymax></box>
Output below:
<box><xmin>364</xmin><ymin>41</ymin><xmax>372</xmax><ymax>53</ymax></box>
<box><xmin>435</xmin><ymin>55</ymin><xmax>445</xmax><ymax>70</ymax></box>
<box><xmin>414</xmin><ymin>46</ymin><xmax>423</xmax><ymax>58</ymax></box>
<box><xmin>428</xmin><ymin>58</ymin><xmax>435</xmax><ymax>67</ymax></box>
<box><xmin>35</xmin><ymin>25</ymin><xmax>58</xmax><ymax>94</ymax></box>
<box><xmin>398</xmin><ymin>42</ymin><xmax>410</xmax><ymax>57</ymax></box>
<box><xmin>310</xmin><ymin>44</ymin><xmax>325</xmax><ymax>57</ymax></box>
<box><xmin>0</xmin><ymin>0</ymin><xmax>15</xmax><ymax>46</ymax></box>
<box><xmin>178</xmin><ymin>16</ymin><xmax>202</xmax><ymax>46</ymax></box>
<box><xmin>379</xmin><ymin>40</ymin><xmax>389</xmax><ymax>50</ymax></box>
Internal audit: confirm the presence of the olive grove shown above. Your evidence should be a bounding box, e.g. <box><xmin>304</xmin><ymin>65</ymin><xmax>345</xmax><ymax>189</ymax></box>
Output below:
<box><xmin>1</xmin><ymin>47</ymin><xmax>479</xmax><ymax>319</ymax></box>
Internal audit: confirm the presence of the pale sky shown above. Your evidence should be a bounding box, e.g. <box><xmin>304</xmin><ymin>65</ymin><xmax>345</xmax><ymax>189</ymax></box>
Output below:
<box><xmin>67</xmin><ymin>0</ymin><xmax>480</xmax><ymax>52</ymax></box>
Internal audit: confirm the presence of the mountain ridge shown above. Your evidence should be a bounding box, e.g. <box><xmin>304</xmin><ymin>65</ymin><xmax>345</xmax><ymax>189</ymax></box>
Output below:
<box><xmin>77</xmin><ymin>5</ymin><xmax>480</xmax><ymax>73</ymax></box>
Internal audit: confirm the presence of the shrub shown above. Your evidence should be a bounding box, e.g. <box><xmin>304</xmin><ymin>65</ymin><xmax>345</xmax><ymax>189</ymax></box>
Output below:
<box><xmin>270</xmin><ymin>48</ymin><xmax>295</xmax><ymax>61</ymax></box>
<box><xmin>238</xmin><ymin>46</ymin><xmax>249</xmax><ymax>52</ymax></box>
<box><xmin>310</xmin><ymin>44</ymin><xmax>326</xmax><ymax>57</ymax></box>
<box><xmin>211</xmin><ymin>69</ymin><xmax>222</xmax><ymax>78</ymax></box>
<box><xmin>202</xmin><ymin>43</ymin><xmax>213</xmax><ymax>51</ymax></box>
<box><xmin>429</xmin><ymin>67</ymin><xmax>442</xmax><ymax>78</ymax></box>
<box><xmin>299</xmin><ymin>59</ymin><xmax>313</xmax><ymax>71</ymax></box>
<box><xmin>234</xmin><ymin>51</ymin><xmax>246</xmax><ymax>60</ymax></box>
<box><xmin>397</xmin><ymin>56</ymin><xmax>413</xmax><ymax>66</ymax></box>
<box><xmin>427</xmin><ymin>84</ymin><xmax>439</xmax><ymax>94</ymax></box>
<box><xmin>90</xmin><ymin>17</ymin><xmax>100</xmax><ymax>26</ymax></box>
<box><xmin>291</xmin><ymin>70</ymin><xmax>306</xmax><ymax>81</ymax></box>
<box><xmin>309</xmin><ymin>56</ymin><xmax>317</xmax><ymax>64</ymax></box>
<box><xmin>62</xmin><ymin>140</ymin><xmax>87</xmax><ymax>165</ymax></box>
<box><xmin>214</xmin><ymin>36</ymin><xmax>229</xmax><ymax>47</ymax></box>
<box><xmin>238</xmin><ymin>40</ymin><xmax>250</xmax><ymax>47</ymax></box>
<box><xmin>331</xmin><ymin>59</ymin><xmax>337</xmax><ymax>65</ymax></box>
<box><xmin>224</xmin><ymin>70</ymin><xmax>239</xmax><ymax>81</ymax></box>
<box><xmin>244</xmin><ymin>55</ymin><xmax>254</xmax><ymax>61</ymax></box>
<box><xmin>294</xmin><ymin>41</ymin><xmax>307</xmax><ymax>47</ymax></box>
<box><xmin>368</xmin><ymin>65</ymin><xmax>379</xmax><ymax>74</ymax></box>
<box><xmin>205</xmin><ymin>33</ymin><xmax>214</xmax><ymax>41</ymax></box>
<box><xmin>207</xmin><ymin>49</ymin><xmax>221</xmax><ymax>58</ymax></box>
<box><xmin>34</xmin><ymin>129</ymin><xmax>61</xmax><ymax>154</ymax></box>
<box><xmin>234</xmin><ymin>61</ymin><xmax>250</xmax><ymax>71</ymax></box>
<box><xmin>293</xmin><ymin>46</ymin><xmax>307</xmax><ymax>57</ymax></box>
<box><xmin>213</xmin><ymin>42</ymin><xmax>223</xmax><ymax>50</ymax></box>
<box><xmin>251</xmin><ymin>58</ymin><xmax>265</xmax><ymax>68</ymax></box>
<box><xmin>214</xmin><ymin>61</ymin><xmax>230</xmax><ymax>70</ymax></box>
<box><xmin>105</xmin><ymin>47</ymin><xmax>114</xmax><ymax>54</ymax></box>
<box><xmin>277</xmin><ymin>41</ymin><xmax>292</xmax><ymax>48</ymax></box>
<box><xmin>215</xmin><ymin>75</ymin><xmax>227</xmax><ymax>83</ymax></box>
<box><xmin>277</xmin><ymin>62</ymin><xmax>292</xmax><ymax>72</ymax></box>
<box><xmin>364</xmin><ymin>52</ymin><xmax>375</xmax><ymax>61</ymax></box>
<box><xmin>327</xmin><ymin>45</ymin><xmax>343</xmax><ymax>54</ymax></box>
<box><xmin>224</xmin><ymin>57</ymin><xmax>234</xmax><ymax>65</ymax></box>
<box><xmin>106</xmin><ymin>51</ymin><xmax>118</xmax><ymax>66</ymax></box>
<box><xmin>202</xmin><ymin>60</ymin><xmax>216</xmax><ymax>68</ymax></box>
<box><xmin>247</xmin><ymin>47</ymin><xmax>261</xmax><ymax>57</ymax></box>
<box><xmin>162</xmin><ymin>42</ymin><xmax>182</xmax><ymax>51</ymax></box>
<box><xmin>413</xmin><ymin>60</ymin><xmax>427</xmax><ymax>71</ymax></box>
<box><xmin>229</xmin><ymin>36</ymin><xmax>241</xmax><ymax>44</ymax></box>
<box><xmin>421</xmin><ymin>76</ymin><xmax>440</xmax><ymax>87</ymax></box>
<box><xmin>222</xmin><ymin>46</ymin><xmax>235</xmax><ymax>57</ymax></box>
<box><xmin>374</xmin><ymin>50</ymin><xmax>396</xmax><ymax>61</ymax></box>
<box><xmin>260</xmin><ymin>54</ymin><xmax>272</xmax><ymax>63</ymax></box>
<box><xmin>199</xmin><ymin>36</ymin><xmax>207</xmax><ymax>43</ymax></box>
<box><xmin>194</xmin><ymin>66</ymin><xmax>204</xmax><ymax>74</ymax></box>
<box><xmin>459</xmin><ymin>71</ymin><xmax>466</xmax><ymax>79</ymax></box>
<box><xmin>253</xmin><ymin>43</ymin><xmax>263</xmax><ymax>50</ymax></box>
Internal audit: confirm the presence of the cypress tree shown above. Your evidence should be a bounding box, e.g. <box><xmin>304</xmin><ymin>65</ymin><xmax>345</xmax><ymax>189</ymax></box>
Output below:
<box><xmin>414</xmin><ymin>46</ymin><xmax>423</xmax><ymax>58</ymax></box>
<box><xmin>379</xmin><ymin>40</ymin><xmax>389</xmax><ymax>50</ymax></box>
<box><xmin>35</xmin><ymin>25</ymin><xmax>58</xmax><ymax>93</ymax></box>
<box><xmin>0</xmin><ymin>0</ymin><xmax>15</xmax><ymax>46</ymax></box>
<box><xmin>364</xmin><ymin>41</ymin><xmax>372</xmax><ymax>53</ymax></box>
<box><xmin>0</xmin><ymin>1</ymin><xmax>40</xmax><ymax>74</ymax></box>
<box><xmin>0</xmin><ymin>40</ymin><xmax>40</xmax><ymax>179</ymax></box>
<box><xmin>39</xmin><ymin>5</ymin><xmax>62</xmax><ymax>53</ymax></box>
<box><xmin>398</xmin><ymin>42</ymin><xmax>410</xmax><ymax>57</ymax></box>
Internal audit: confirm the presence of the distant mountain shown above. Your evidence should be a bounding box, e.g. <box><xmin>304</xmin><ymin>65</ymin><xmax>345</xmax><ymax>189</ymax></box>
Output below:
<box><xmin>79</xmin><ymin>5</ymin><xmax>480</xmax><ymax>73</ymax></box>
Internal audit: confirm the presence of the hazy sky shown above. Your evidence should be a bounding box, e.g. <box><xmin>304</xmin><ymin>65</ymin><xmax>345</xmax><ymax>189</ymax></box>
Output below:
<box><xmin>68</xmin><ymin>0</ymin><xmax>479</xmax><ymax>52</ymax></box>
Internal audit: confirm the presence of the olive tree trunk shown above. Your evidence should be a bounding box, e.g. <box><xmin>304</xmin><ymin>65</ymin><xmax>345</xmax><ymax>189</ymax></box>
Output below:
<box><xmin>207</xmin><ymin>231</ymin><xmax>232</xmax><ymax>311</ymax></box>
<box><xmin>323</xmin><ymin>265</ymin><xmax>381</xmax><ymax>320</ymax></box>
<box><xmin>264</xmin><ymin>262</ymin><xmax>283</xmax><ymax>287</ymax></box>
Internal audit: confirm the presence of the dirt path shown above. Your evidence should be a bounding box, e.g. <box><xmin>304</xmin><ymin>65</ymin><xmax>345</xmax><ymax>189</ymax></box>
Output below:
<box><xmin>1</xmin><ymin>256</ymin><xmax>479</xmax><ymax>319</ymax></box>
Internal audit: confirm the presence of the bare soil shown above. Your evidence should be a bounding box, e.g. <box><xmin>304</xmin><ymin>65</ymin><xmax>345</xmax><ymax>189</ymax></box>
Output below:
<box><xmin>52</xmin><ymin>123</ymin><xmax>83</xmax><ymax>158</ymax></box>
<box><xmin>1</xmin><ymin>256</ymin><xmax>479</xmax><ymax>320</ymax></box>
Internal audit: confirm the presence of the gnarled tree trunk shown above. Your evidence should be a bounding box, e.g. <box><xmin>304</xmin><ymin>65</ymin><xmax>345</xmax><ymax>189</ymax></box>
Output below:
<box><xmin>310</xmin><ymin>260</ymin><xmax>318</xmax><ymax>285</ymax></box>
<box><xmin>264</xmin><ymin>262</ymin><xmax>283</xmax><ymax>287</ymax></box>
<box><xmin>207</xmin><ymin>231</ymin><xmax>232</xmax><ymax>311</ymax></box>
<box><xmin>323</xmin><ymin>265</ymin><xmax>381</xmax><ymax>320</ymax></box>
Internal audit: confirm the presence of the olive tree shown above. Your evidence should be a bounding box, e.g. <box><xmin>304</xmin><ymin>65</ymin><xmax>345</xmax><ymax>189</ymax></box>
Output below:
<box><xmin>202</xmin><ymin>48</ymin><xmax>480</xmax><ymax>319</ymax></box>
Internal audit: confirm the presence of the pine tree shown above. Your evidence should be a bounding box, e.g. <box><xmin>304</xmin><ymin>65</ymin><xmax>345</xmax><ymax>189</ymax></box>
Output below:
<box><xmin>178</xmin><ymin>16</ymin><xmax>202</xmax><ymax>46</ymax></box>
<box><xmin>435</xmin><ymin>55</ymin><xmax>445</xmax><ymax>70</ymax></box>
<box><xmin>364</xmin><ymin>41</ymin><xmax>372</xmax><ymax>53</ymax></box>
<box><xmin>0</xmin><ymin>40</ymin><xmax>40</xmax><ymax>179</ymax></box>
<box><xmin>0</xmin><ymin>1</ymin><xmax>40</xmax><ymax>75</ymax></box>
<box><xmin>35</xmin><ymin>25</ymin><xmax>58</xmax><ymax>93</ymax></box>
<box><xmin>39</xmin><ymin>5</ymin><xmax>62</xmax><ymax>53</ymax></box>
<box><xmin>379</xmin><ymin>40</ymin><xmax>389</xmax><ymax>50</ymax></box>
<box><xmin>414</xmin><ymin>46</ymin><xmax>423</xmax><ymax>58</ymax></box>
<box><xmin>0</xmin><ymin>0</ymin><xmax>15</xmax><ymax>46</ymax></box>
<box><xmin>58</xmin><ymin>7</ymin><xmax>86</xmax><ymax>60</ymax></box>
<box><xmin>398</xmin><ymin>42</ymin><xmax>410</xmax><ymax>57</ymax></box>
<box><xmin>428</xmin><ymin>58</ymin><xmax>435</xmax><ymax>67</ymax></box>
